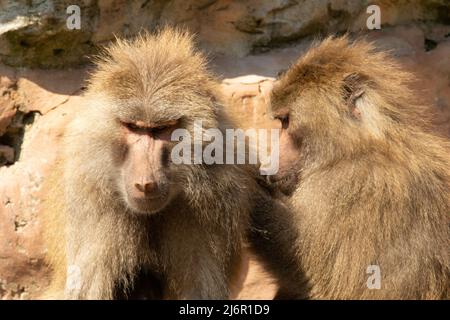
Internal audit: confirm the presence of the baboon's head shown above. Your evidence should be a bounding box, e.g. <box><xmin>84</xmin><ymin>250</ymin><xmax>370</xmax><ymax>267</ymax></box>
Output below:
<box><xmin>269</xmin><ymin>36</ymin><xmax>421</xmax><ymax>194</ymax></box>
<box><xmin>83</xmin><ymin>28</ymin><xmax>220</xmax><ymax>214</ymax></box>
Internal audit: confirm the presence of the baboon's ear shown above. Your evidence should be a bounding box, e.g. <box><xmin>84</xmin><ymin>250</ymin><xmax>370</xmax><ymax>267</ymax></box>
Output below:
<box><xmin>343</xmin><ymin>73</ymin><xmax>365</xmax><ymax>119</ymax></box>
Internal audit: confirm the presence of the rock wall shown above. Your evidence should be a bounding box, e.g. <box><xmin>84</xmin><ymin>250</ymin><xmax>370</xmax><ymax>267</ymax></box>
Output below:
<box><xmin>1</xmin><ymin>0</ymin><xmax>449</xmax><ymax>67</ymax></box>
<box><xmin>0</xmin><ymin>1</ymin><xmax>449</xmax><ymax>299</ymax></box>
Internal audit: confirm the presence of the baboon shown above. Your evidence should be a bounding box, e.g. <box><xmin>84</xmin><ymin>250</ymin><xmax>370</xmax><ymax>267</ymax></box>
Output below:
<box><xmin>42</xmin><ymin>28</ymin><xmax>259</xmax><ymax>299</ymax></box>
<box><xmin>250</xmin><ymin>36</ymin><xmax>450</xmax><ymax>299</ymax></box>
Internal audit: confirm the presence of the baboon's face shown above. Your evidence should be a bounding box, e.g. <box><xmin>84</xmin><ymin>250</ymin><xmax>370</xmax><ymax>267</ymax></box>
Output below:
<box><xmin>118</xmin><ymin>117</ymin><xmax>180</xmax><ymax>214</ymax></box>
<box><xmin>87</xmin><ymin>31</ymin><xmax>219</xmax><ymax>213</ymax></box>
<box><xmin>268</xmin><ymin>60</ymin><xmax>377</xmax><ymax>197</ymax></box>
<box><xmin>268</xmin><ymin>76</ymin><xmax>362</xmax><ymax>196</ymax></box>
<box><xmin>267</xmin><ymin>104</ymin><xmax>302</xmax><ymax>196</ymax></box>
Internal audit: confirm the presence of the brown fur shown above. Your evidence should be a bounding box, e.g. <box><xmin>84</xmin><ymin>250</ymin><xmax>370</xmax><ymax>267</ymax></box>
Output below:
<box><xmin>251</xmin><ymin>36</ymin><xmax>450</xmax><ymax>299</ymax></box>
<box><xmin>42</xmin><ymin>28</ymin><xmax>260</xmax><ymax>299</ymax></box>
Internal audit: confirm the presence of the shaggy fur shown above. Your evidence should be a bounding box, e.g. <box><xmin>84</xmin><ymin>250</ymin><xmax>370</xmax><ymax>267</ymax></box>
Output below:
<box><xmin>43</xmin><ymin>28</ymin><xmax>259</xmax><ymax>299</ymax></box>
<box><xmin>252</xmin><ymin>36</ymin><xmax>450</xmax><ymax>299</ymax></box>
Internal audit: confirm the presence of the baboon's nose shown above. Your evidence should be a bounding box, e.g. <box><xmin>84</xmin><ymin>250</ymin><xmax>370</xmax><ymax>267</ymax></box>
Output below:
<box><xmin>135</xmin><ymin>181</ymin><xmax>158</xmax><ymax>194</ymax></box>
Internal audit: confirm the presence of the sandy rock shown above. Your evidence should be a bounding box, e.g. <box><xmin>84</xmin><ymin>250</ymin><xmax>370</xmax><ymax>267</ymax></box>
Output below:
<box><xmin>0</xmin><ymin>65</ymin><xmax>17</xmax><ymax>136</ymax></box>
<box><xmin>0</xmin><ymin>145</ymin><xmax>14</xmax><ymax>165</ymax></box>
<box><xmin>1</xmin><ymin>0</ymin><xmax>449</xmax><ymax>68</ymax></box>
<box><xmin>0</xmin><ymin>21</ymin><xmax>449</xmax><ymax>300</ymax></box>
<box><xmin>0</xmin><ymin>0</ymin><xmax>97</xmax><ymax>68</ymax></box>
<box><xmin>221</xmin><ymin>75</ymin><xmax>277</xmax><ymax>129</ymax></box>
<box><xmin>0</xmin><ymin>93</ymin><xmax>16</xmax><ymax>137</ymax></box>
<box><xmin>14</xmin><ymin>68</ymin><xmax>86</xmax><ymax>114</ymax></box>
<box><xmin>0</xmin><ymin>94</ymin><xmax>84</xmax><ymax>299</ymax></box>
<box><xmin>0</xmin><ymin>65</ymin><xmax>85</xmax><ymax>299</ymax></box>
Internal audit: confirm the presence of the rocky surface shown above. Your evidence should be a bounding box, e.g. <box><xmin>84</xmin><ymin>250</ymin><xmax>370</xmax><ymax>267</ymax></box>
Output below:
<box><xmin>0</xmin><ymin>2</ymin><xmax>449</xmax><ymax>300</ymax></box>
<box><xmin>0</xmin><ymin>64</ymin><xmax>86</xmax><ymax>299</ymax></box>
<box><xmin>1</xmin><ymin>0</ymin><xmax>449</xmax><ymax>67</ymax></box>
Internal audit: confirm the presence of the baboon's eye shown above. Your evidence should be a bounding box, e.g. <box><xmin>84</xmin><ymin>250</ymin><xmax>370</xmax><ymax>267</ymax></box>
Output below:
<box><xmin>152</xmin><ymin>120</ymin><xmax>179</xmax><ymax>139</ymax></box>
<box><xmin>275</xmin><ymin>115</ymin><xmax>289</xmax><ymax>129</ymax></box>
<box><xmin>152</xmin><ymin>125</ymin><xmax>170</xmax><ymax>135</ymax></box>
<box><xmin>282</xmin><ymin>116</ymin><xmax>289</xmax><ymax>129</ymax></box>
<box><xmin>122</xmin><ymin>122</ymin><xmax>142</xmax><ymax>132</ymax></box>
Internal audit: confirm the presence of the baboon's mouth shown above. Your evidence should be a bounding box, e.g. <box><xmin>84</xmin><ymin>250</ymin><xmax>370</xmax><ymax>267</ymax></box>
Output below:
<box><xmin>266</xmin><ymin>172</ymin><xmax>299</xmax><ymax>196</ymax></box>
<box><xmin>269</xmin><ymin>173</ymin><xmax>296</xmax><ymax>185</ymax></box>
<box><xmin>125</xmin><ymin>192</ymin><xmax>171</xmax><ymax>214</ymax></box>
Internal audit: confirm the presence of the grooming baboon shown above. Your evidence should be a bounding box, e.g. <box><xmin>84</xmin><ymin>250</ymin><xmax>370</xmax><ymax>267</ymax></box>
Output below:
<box><xmin>250</xmin><ymin>36</ymin><xmax>450</xmax><ymax>299</ymax></box>
<box><xmin>42</xmin><ymin>28</ymin><xmax>259</xmax><ymax>299</ymax></box>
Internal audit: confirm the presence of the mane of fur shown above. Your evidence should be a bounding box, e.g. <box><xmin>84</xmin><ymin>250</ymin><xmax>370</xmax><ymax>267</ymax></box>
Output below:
<box><xmin>272</xmin><ymin>36</ymin><xmax>450</xmax><ymax>299</ymax></box>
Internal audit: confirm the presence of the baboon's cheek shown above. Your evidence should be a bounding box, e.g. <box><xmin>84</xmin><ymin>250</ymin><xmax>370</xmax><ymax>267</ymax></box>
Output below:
<box><xmin>278</xmin><ymin>130</ymin><xmax>301</xmax><ymax>176</ymax></box>
<box><xmin>267</xmin><ymin>130</ymin><xmax>301</xmax><ymax>196</ymax></box>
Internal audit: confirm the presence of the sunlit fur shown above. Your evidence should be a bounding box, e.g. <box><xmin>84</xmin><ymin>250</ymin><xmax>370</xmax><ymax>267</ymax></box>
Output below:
<box><xmin>257</xmin><ymin>36</ymin><xmax>450</xmax><ymax>299</ymax></box>
<box><xmin>42</xmin><ymin>28</ymin><xmax>260</xmax><ymax>299</ymax></box>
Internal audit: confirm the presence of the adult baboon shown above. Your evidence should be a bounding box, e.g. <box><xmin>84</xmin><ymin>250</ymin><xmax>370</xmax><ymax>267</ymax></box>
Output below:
<box><xmin>42</xmin><ymin>28</ymin><xmax>259</xmax><ymax>299</ymax></box>
<box><xmin>250</xmin><ymin>36</ymin><xmax>450</xmax><ymax>299</ymax></box>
